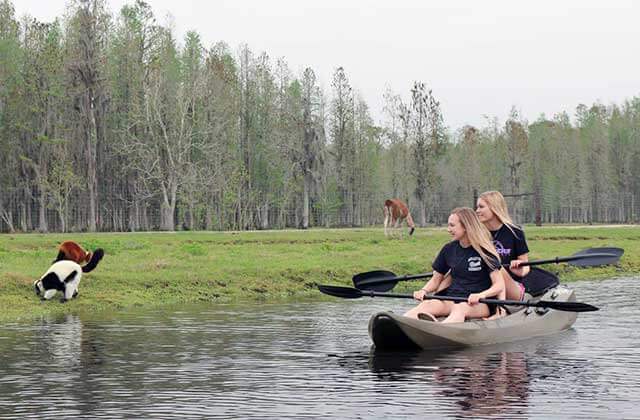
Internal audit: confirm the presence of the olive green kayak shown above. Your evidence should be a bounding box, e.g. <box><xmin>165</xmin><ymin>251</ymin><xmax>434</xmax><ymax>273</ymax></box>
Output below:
<box><xmin>368</xmin><ymin>286</ymin><xmax>579</xmax><ymax>350</ymax></box>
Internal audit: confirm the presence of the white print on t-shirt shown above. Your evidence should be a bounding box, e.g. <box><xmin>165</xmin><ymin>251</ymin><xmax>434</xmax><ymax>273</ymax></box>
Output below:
<box><xmin>494</xmin><ymin>240</ymin><xmax>512</xmax><ymax>257</ymax></box>
<box><xmin>468</xmin><ymin>256</ymin><xmax>482</xmax><ymax>272</ymax></box>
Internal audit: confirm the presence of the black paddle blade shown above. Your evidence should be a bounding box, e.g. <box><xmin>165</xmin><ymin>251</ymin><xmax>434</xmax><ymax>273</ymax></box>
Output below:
<box><xmin>521</xmin><ymin>267</ymin><xmax>559</xmax><ymax>297</ymax></box>
<box><xmin>318</xmin><ymin>284</ymin><xmax>364</xmax><ymax>299</ymax></box>
<box><xmin>575</xmin><ymin>247</ymin><xmax>625</xmax><ymax>257</ymax></box>
<box><xmin>352</xmin><ymin>270</ymin><xmax>398</xmax><ymax>292</ymax></box>
<box><xmin>569</xmin><ymin>247</ymin><xmax>624</xmax><ymax>267</ymax></box>
<box><xmin>538</xmin><ymin>299</ymin><xmax>599</xmax><ymax>312</ymax></box>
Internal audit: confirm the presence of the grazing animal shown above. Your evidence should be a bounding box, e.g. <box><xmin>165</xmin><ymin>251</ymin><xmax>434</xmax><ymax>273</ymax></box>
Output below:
<box><xmin>383</xmin><ymin>199</ymin><xmax>416</xmax><ymax>237</ymax></box>
<box><xmin>55</xmin><ymin>241</ymin><xmax>104</xmax><ymax>273</ymax></box>
<box><xmin>34</xmin><ymin>260</ymin><xmax>83</xmax><ymax>302</ymax></box>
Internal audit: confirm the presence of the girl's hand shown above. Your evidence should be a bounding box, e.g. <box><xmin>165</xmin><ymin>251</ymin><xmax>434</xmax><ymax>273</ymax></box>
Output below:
<box><xmin>509</xmin><ymin>259</ymin><xmax>528</xmax><ymax>277</ymax></box>
<box><xmin>468</xmin><ymin>293</ymin><xmax>483</xmax><ymax>305</ymax></box>
<box><xmin>414</xmin><ymin>289</ymin><xmax>428</xmax><ymax>301</ymax></box>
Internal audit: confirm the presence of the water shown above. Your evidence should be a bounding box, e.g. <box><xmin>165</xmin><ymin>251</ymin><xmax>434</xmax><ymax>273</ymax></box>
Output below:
<box><xmin>1</xmin><ymin>277</ymin><xmax>639</xmax><ymax>419</ymax></box>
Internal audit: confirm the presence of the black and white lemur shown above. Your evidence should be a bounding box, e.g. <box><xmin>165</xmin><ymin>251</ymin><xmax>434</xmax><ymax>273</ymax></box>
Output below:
<box><xmin>34</xmin><ymin>241</ymin><xmax>104</xmax><ymax>302</ymax></box>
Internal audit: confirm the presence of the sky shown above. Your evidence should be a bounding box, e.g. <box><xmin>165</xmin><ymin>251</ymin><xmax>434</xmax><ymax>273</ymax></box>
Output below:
<box><xmin>11</xmin><ymin>0</ymin><xmax>640</xmax><ymax>132</ymax></box>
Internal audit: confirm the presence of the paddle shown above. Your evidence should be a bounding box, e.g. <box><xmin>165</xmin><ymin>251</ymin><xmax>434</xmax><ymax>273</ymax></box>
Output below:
<box><xmin>318</xmin><ymin>284</ymin><xmax>599</xmax><ymax>312</ymax></box>
<box><xmin>353</xmin><ymin>247</ymin><xmax>624</xmax><ymax>292</ymax></box>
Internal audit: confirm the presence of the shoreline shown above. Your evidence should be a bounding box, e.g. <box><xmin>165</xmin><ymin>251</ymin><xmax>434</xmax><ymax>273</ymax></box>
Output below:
<box><xmin>1</xmin><ymin>227</ymin><xmax>637</xmax><ymax>322</ymax></box>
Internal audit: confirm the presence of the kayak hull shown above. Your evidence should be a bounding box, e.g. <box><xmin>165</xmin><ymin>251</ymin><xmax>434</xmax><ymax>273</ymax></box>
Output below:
<box><xmin>368</xmin><ymin>286</ymin><xmax>579</xmax><ymax>350</ymax></box>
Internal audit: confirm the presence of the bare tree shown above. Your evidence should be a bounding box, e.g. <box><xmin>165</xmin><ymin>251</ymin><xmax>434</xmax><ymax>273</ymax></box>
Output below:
<box><xmin>330</xmin><ymin>67</ymin><xmax>355</xmax><ymax>225</ymax></box>
<box><xmin>298</xmin><ymin>68</ymin><xmax>325</xmax><ymax>228</ymax></box>
<box><xmin>408</xmin><ymin>82</ymin><xmax>445</xmax><ymax>225</ymax></box>
<box><xmin>67</xmin><ymin>0</ymin><xmax>110</xmax><ymax>231</ymax></box>
<box><xmin>503</xmin><ymin>108</ymin><xmax>528</xmax><ymax>218</ymax></box>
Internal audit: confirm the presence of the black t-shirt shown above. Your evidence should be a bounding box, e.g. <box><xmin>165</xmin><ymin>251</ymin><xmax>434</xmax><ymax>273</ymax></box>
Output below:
<box><xmin>432</xmin><ymin>241</ymin><xmax>500</xmax><ymax>298</ymax></box>
<box><xmin>491</xmin><ymin>224</ymin><xmax>529</xmax><ymax>278</ymax></box>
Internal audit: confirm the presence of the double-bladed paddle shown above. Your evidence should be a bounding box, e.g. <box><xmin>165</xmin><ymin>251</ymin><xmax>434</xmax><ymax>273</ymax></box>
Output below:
<box><xmin>353</xmin><ymin>247</ymin><xmax>624</xmax><ymax>292</ymax></box>
<box><xmin>317</xmin><ymin>284</ymin><xmax>599</xmax><ymax>312</ymax></box>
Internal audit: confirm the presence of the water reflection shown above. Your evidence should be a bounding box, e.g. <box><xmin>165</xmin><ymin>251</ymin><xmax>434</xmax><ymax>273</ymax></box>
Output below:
<box><xmin>368</xmin><ymin>348</ymin><xmax>530</xmax><ymax>418</ymax></box>
<box><xmin>433</xmin><ymin>351</ymin><xmax>529</xmax><ymax>418</ymax></box>
<box><xmin>30</xmin><ymin>314</ymin><xmax>107</xmax><ymax>371</ymax></box>
<box><xmin>33</xmin><ymin>314</ymin><xmax>82</xmax><ymax>366</ymax></box>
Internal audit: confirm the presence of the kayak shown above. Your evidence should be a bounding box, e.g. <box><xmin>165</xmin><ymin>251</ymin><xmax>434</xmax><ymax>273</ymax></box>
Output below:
<box><xmin>368</xmin><ymin>285</ymin><xmax>579</xmax><ymax>350</ymax></box>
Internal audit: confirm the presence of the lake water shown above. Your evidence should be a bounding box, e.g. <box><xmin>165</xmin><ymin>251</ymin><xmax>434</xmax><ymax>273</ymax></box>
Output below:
<box><xmin>1</xmin><ymin>277</ymin><xmax>639</xmax><ymax>419</ymax></box>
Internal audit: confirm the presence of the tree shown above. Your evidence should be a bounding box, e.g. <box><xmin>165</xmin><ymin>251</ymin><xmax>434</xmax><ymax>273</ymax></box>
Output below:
<box><xmin>381</xmin><ymin>88</ymin><xmax>411</xmax><ymax>201</ymax></box>
<box><xmin>0</xmin><ymin>0</ymin><xmax>21</xmax><ymax>232</ymax></box>
<box><xmin>143</xmin><ymin>27</ymin><xmax>196</xmax><ymax>230</ymax></box>
<box><xmin>66</xmin><ymin>0</ymin><xmax>110</xmax><ymax>231</ymax></box>
<box><xmin>298</xmin><ymin>67</ymin><xmax>325</xmax><ymax>228</ymax></box>
<box><xmin>352</xmin><ymin>96</ymin><xmax>381</xmax><ymax>226</ymax></box>
<box><xmin>576</xmin><ymin>103</ymin><xmax>611</xmax><ymax>222</ymax></box>
<box><xmin>503</xmin><ymin>107</ymin><xmax>528</xmax><ymax>218</ymax></box>
<box><xmin>329</xmin><ymin>67</ymin><xmax>355</xmax><ymax>225</ymax></box>
<box><xmin>408</xmin><ymin>82</ymin><xmax>445</xmax><ymax>225</ymax></box>
<box><xmin>107</xmin><ymin>0</ymin><xmax>159</xmax><ymax>231</ymax></box>
<box><xmin>46</xmin><ymin>141</ymin><xmax>78</xmax><ymax>232</ymax></box>
<box><xmin>201</xmin><ymin>42</ymin><xmax>239</xmax><ymax>230</ymax></box>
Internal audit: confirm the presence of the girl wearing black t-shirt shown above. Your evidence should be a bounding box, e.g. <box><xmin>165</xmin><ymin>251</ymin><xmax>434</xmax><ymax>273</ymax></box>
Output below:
<box><xmin>476</xmin><ymin>190</ymin><xmax>530</xmax><ymax>302</ymax></box>
<box><xmin>404</xmin><ymin>207</ymin><xmax>504</xmax><ymax>323</ymax></box>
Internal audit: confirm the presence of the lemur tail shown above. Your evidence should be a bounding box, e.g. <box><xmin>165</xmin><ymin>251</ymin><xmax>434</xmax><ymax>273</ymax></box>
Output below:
<box><xmin>82</xmin><ymin>249</ymin><xmax>104</xmax><ymax>273</ymax></box>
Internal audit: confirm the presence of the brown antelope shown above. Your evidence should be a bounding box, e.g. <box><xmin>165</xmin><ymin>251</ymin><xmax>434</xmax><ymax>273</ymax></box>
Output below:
<box><xmin>383</xmin><ymin>199</ymin><xmax>415</xmax><ymax>237</ymax></box>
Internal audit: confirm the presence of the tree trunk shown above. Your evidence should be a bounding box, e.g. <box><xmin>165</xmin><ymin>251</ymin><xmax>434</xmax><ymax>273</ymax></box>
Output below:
<box><xmin>159</xmin><ymin>182</ymin><xmax>177</xmax><ymax>231</ymax></box>
<box><xmin>36</xmin><ymin>179</ymin><xmax>48</xmax><ymax>233</ymax></box>
<box><xmin>205</xmin><ymin>205</ymin><xmax>213</xmax><ymax>231</ymax></box>
<box><xmin>128</xmin><ymin>202</ymin><xmax>138</xmax><ymax>232</ymax></box>
<box><xmin>85</xmin><ymin>107</ymin><xmax>98</xmax><ymax>232</ymax></box>
<box><xmin>302</xmin><ymin>176</ymin><xmax>310</xmax><ymax>229</ymax></box>
<box><xmin>160</xmin><ymin>201</ymin><xmax>174</xmax><ymax>231</ymax></box>
<box><xmin>58</xmin><ymin>206</ymin><xmax>66</xmax><ymax>233</ymax></box>
<box><xmin>420</xmin><ymin>202</ymin><xmax>427</xmax><ymax>227</ymax></box>
<box><xmin>188</xmin><ymin>203</ymin><xmax>196</xmax><ymax>230</ymax></box>
<box><xmin>260</xmin><ymin>203</ymin><xmax>269</xmax><ymax>230</ymax></box>
<box><xmin>0</xmin><ymin>205</ymin><xmax>15</xmax><ymax>233</ymax></box>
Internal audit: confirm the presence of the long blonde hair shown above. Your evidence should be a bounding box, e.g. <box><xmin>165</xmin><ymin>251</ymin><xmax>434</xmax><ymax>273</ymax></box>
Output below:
<box><xmin>479</xmin><ymin>190</ymin><xmax>520</xmax><ymax>235</ymax></box>
<box><xmin>451</xmin><ymin>207</ymin><xmax>500</xmax><ymax>270</ymax></box>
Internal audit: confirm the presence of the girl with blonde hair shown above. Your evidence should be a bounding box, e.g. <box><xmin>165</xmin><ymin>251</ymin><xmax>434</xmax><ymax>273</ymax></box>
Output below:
<box><xmin>404</xmin><ymin>207</ymin><xmax>505</xmax><ymax>323</ymax></box>
<box><xmin>476</xmin><ymin>191</ymin><xmax>530</xmax><ymax>303</ymax></box>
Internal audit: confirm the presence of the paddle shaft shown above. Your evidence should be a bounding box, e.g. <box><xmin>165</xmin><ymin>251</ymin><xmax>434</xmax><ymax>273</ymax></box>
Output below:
<box><xmin>362</xmin><ymin>289</ymin><xmax>548</xmax><ymax>307</ymax></box>
<box><xmin>321</xmin><ymin>285</ymin><xmax>598</xmax><ymax>312</ymax></box>
<box><xmin>355</xmin><ymin>252</ymin><xmax>619</xmax><ymax>288</ymax></box>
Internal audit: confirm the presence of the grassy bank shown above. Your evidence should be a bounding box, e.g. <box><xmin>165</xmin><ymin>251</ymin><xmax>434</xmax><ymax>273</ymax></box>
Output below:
<box><xmin>0</xmin><ymin>226</ymin><xmax>637</xmax><ymax>322</ymax></box>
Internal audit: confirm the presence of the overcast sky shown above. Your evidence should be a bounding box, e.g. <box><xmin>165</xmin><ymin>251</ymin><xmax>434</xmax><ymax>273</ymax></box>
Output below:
<box><xmin>12</xmin><ymin>0</ymin><xmax>640</xmax><ymax>131</ymax></box>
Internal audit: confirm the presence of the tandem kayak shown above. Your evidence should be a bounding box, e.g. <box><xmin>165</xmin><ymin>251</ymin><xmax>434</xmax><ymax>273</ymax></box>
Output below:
<box><xmin>368</xmin><ymin>285</ymin><xmax>579</xmax><ymax>350</ymax></box>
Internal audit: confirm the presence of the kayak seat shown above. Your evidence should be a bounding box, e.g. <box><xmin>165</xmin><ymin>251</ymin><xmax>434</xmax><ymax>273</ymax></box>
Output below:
<box><xmin>503</xmin><ymin>292</ymin><xmax>534</xmax><ymax>314</ymax></box>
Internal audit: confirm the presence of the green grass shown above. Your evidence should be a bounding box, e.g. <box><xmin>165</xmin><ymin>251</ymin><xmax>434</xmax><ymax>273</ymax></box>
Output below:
<box><xmin>0</xmin><ymin>226</ymin><xmax>637</xmax><ymax>322</ymax></box>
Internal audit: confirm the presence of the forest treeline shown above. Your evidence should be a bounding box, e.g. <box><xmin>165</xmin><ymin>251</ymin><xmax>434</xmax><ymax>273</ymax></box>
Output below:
<box><xmin>1</xmin><ymin>0</ymin><xmax>639</xmax><ymax>233</ymax></box>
